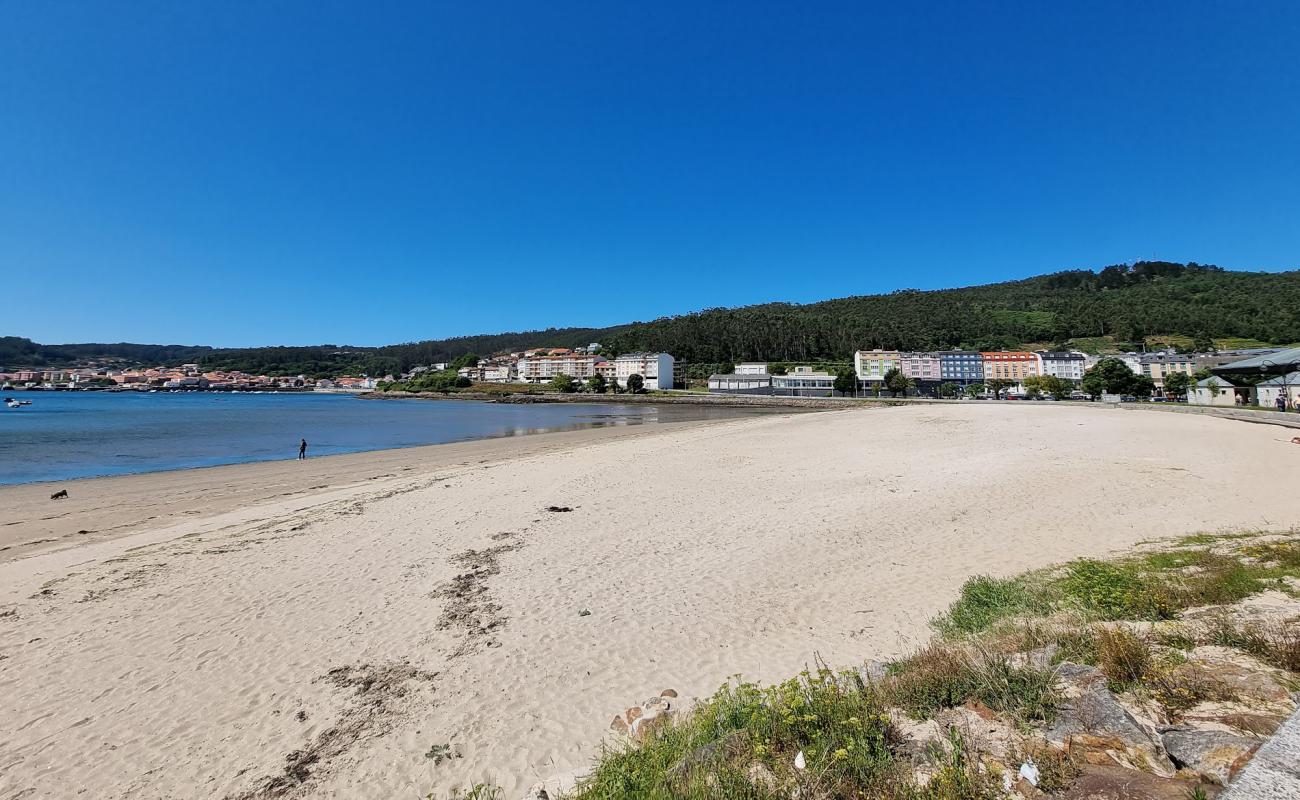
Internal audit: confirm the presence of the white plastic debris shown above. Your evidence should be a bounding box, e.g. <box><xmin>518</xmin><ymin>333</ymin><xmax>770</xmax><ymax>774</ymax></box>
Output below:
<box><xmin>793</xmin><ymin>750</ymin><xmax>806</xmax><ymax>770</ymax></box>
<box><xmin>1017</xmin><ymin>757</ymin><xmax>1040</xmax><ymax>786</ymax></box>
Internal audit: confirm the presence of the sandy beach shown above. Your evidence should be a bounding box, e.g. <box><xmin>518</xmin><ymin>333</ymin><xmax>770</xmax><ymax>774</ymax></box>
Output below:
<box><xmin>1</xmin><ymin>403</ymin><xmax>1298</xmax><ymax>799</ymax></box>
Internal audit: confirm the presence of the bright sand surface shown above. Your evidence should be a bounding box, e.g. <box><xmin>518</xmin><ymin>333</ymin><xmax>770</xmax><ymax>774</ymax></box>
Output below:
<box><xmin>1</xmin><ymin>403</ymin><xmax>1298</xmax><ymax>798</ymax></box>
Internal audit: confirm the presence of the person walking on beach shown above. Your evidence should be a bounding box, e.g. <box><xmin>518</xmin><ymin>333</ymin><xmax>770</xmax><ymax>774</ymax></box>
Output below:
<box><xmin>298</xmin><ymin>438</ymin><xmax>308</xmax><ymax>460</ymax></box>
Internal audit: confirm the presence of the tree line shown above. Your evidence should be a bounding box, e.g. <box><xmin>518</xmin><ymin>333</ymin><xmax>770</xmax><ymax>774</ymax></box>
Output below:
<box><xmin>5</xmin><ymin>262</ymin><xmax>1297</xmax><ymax>377</ymax></box>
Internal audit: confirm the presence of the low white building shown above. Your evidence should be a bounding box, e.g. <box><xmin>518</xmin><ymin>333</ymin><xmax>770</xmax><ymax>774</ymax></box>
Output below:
<box><xmin>1255</xmin><ymin>371</ymin><xmax>1300</xmax><ymax>410</ymax></box>
<box><xmin>734</xmin><ymin>362</ymin><xmax>769</xmax><ymax>375</ymax></box>
<box><xmin>708</xmin><ymin>373</ymin><xmax>772</xmax><ymax>394</ymax></box>
<box><xmin>1188</xmin><ymin>376</ymin><xmax>1239</xmax><ymax>407</ymax></box>
<box><xmin>614</xmin><ymin>352</ymin><xmax>675</xmax><ymax>390</ymax></box>
<box><xmin>771</xmin><ymin>367</ymin><xmax>837</xmax><ymax>397</ymax></box>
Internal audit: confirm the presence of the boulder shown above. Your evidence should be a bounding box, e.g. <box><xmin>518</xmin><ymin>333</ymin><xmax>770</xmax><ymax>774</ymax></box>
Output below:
<box><xmin>1044</xmin><ymin>663</ymin><xmax>1175</xmax><ymax>776</ymax></box>
<box><xmin>1161</xmin><ymin>728</ymin><xmax>1259</xmax><ymax>786</ymax></box>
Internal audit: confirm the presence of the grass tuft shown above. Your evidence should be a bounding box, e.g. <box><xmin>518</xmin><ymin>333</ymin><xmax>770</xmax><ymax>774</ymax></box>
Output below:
<box><xmin>1094</xmin><ymin>626</ymin><xmax>1152</xmax><ymax>691</ymax></box>
<box><xmin>932</xmin><ymin>575</ymin><xmax>1053</xmax><ymax>637</ymax></box>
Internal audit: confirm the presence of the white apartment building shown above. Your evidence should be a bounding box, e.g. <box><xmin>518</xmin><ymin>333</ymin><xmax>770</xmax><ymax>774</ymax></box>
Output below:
<box><xmin>1038</xmin><ymin>351</ymin><xmax>1087</xmax><ymax>381</ymax></box>
<box><xmin>735</xmin><ymin>362</ymin><xmax>769</xmax><ymax>375</ymax></box>
<box><xmin>614</xmin><ymin>352</ymin><xmax>675</xmax><ymax>390</ymax></box>
<box><xmin>515</xmin><ymin>354</ymin><xmax>602</xmax><ymax>383</ymax></box>
<box><xmin>481</xmin><ymin>363</ymin><xmax>515</xmax><ymax>382</ymax></box>
<box><xmin>854</xmin><ymin>350</ymin><xmax>900</xmax><ymax>384</ymax></box>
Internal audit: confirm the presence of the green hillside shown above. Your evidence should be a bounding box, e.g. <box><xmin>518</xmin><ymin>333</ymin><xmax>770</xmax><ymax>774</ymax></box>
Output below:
<box><xmin>5</xmin><ymin>262</ymin><xmax>1298</xmax><ymax>376</ymax></box>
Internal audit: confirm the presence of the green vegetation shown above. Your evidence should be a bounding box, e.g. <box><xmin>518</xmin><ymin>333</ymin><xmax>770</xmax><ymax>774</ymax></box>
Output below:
<box><xmin>1080</xmin><ymin>357</ymin><xmax>1154</xmax><ymax>397</ymax></box>
<box><xmin>551</xmin><ymin>373</ymin><xmax>578</xmax><ymax>393</ymax></box>
<box><xmin>833</xmin><ymin>369</ymin><xmax>858</xmax><ymax>395</ymax></box>
<box><xmin>983</xmin><ymin>379</ymin><xmax>1010</xmax><ymax>399</ymax></box>
<box><xmin>883</xmin><ymin>368</ymin><xmax>913</xmax><ymax>397</ymax></box>
<box><xmin>441</xmin><ymin>533</ymin><xmax>1297</xmax><ymax>799</ymax></box>
<box><xmin>598</xmin><ymin>262</ymin><xmax>1300</xmax><ymax>364</ymax></box>
<box><xmin>8</xmin><ymin>263</ymin><xmax>1299</xmax><ymax>378</ymax></box>
<box><xmin>884</xmin><ymin>646</ymin><xmax>1057</xmax><ymax>722</ymax></box>
<box><xmin>626</xmin><ymin>373</ymin><xmax>645</xmax><ymax>393</ymax></box>
<box><xmin>932</xmin><ymin>537</ymin><xmax>1300</xmax><ymax>637</ymax></box>
<box><xmin>1021</xmin><ymin>374</ymin><xmax>1072</xmax><ymax>399</ymax></box>
<box><xmin>1161</xmin><ymin>370</ymin><xmax>1193</xmax><ymax>397</ymax></box>
<box><xmin>569</xmin><ymin>667</ymin><xmax>1006</xmax><ymax>800</ymax></box>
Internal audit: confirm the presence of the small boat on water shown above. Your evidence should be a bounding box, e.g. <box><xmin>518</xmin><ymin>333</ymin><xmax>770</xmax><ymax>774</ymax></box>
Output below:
<box><xmin>5</xmin><ymin>398</ymin><xmax>23</xmax><ymax>408</ymax></box>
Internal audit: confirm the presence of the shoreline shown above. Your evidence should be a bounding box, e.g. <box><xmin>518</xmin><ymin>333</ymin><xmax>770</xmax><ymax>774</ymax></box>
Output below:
<box><xmin>0</xmin><ymin>413</ymin><xmax>792</xmax><ymax>563</ymax></box>
<box><xmin>361</xmin><ymin>388</ymin><xmax>891</xmax><ymax>408</ymax></box>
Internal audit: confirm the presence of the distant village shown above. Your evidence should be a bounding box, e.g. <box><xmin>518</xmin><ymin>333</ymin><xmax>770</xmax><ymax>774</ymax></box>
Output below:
<box><xmin>0</xmin><ymin>365</ymin><xmax>383</xmax><ymax>392</ymax></box>
<box><xmin>3</xmin><ymin>343</ymin><xmax>1297</xmax><ymax>410</ymax></box>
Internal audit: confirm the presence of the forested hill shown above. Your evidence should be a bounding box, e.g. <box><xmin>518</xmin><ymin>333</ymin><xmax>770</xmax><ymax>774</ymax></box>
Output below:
<box><xmin>599</xmin><ymin>262</ymin><xmax>1300</xmax><ymax>363</ymax></box>
<box><xmin>5</xmin><ymin>262</ymin><xmax>1299</xmax><ymax>375</ymax></box>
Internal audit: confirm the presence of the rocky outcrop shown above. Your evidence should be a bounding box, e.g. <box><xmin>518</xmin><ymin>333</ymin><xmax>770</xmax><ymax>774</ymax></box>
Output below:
<box><xmin>1043</xmin><ymin>663</ymin><xmax>1176</xmax><ymax>776</ymax></box>
<box><xmin>1161</xmin><ymin>728</ymin><xmax>1260</xmax><ymax>786</ymax></box>
<box><xmin>608</xmin><ymin>689</ymin><xmax>679</xmax><ymax>740</ymax></box>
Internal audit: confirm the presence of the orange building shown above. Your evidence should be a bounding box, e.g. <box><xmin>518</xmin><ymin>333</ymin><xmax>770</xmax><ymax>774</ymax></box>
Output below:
<box><xmin>980</xmin><ymin>351</ymin><xmax>1043</xmax><ymax>383</ymax></box>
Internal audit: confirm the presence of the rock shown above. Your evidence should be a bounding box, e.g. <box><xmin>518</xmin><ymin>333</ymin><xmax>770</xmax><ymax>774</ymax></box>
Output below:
<box><xmin>1056</xmin><ymin>763</ymin><xmax>1217</xmax><ymax>799</ymax></box>
<box><xmin>1180</xmin><ymin>701</ymin><xmax>1288</xmax><ymax>737</ymax></box>
<box><xmin>1213</xmin><ymin>712</ymin><xmax>1287</xmax><ymax>737</ymax></box>
<box><xmin>665</xmin><ymin>730</ymin><xmax>748</xmax><ymax>787</ymax></box>
<box><xmin>934</xmin><ymin>703</ymin><xmax>1015</xmax><ymax>761</ymax></box>
<box><xmin>1013</xmin><ymin>776</ymin><xmax>1045</xmax><ymax>798</ymax></box>
<box><xmin>889</xmin><ymin>709</ymin><xmax>945</xmax><ymax>763</ymax></box>
<box><xmin>1161</xmin><ymin>728</ymin><xmax>1259</xmax><ymax>786</ymax></box>
<box><xmin>745</xmin><ymin>761</ymin><xmax>778</xmax><ymax>791</ymax></box>
<box><xmin>612</xmin><ymin>693</ymin><xmax>679</xmax><ymax>739</ymax></box>
<box><xmin>1181</xmin><ymin>647</ymin><xmax>1295</xmax><ymax>705</ymax></box>
<box><xmin>629</xmin><ymin>695</ymin><xmax>674</xmax><ymax>739</ymax></box>
<box><xmin>519</xmin><ymin>789</ymin><xmax>549</xmax><ymax>800</ymax></box>
<box><xmin>1045</xmin><ymin>663</ymin><xmax>1176</xmax><ymax>776</ymax></box>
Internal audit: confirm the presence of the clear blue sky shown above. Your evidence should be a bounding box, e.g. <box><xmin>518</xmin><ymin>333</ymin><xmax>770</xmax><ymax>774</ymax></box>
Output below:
<box><xmin>3</xmin><ymin>2</ymin><xmax>1298</xmax><ymax>347</ymax></box>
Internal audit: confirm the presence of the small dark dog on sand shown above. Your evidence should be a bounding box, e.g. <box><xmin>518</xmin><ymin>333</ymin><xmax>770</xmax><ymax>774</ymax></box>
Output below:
<box><xmin>50</xmin><ymin>489</ymin><xmax>69</xmax><ymax>500</ymax></box>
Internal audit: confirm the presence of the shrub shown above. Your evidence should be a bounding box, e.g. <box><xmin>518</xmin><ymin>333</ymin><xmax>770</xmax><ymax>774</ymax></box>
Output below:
<box><xmin>885</xmin><ymin>645</ymin><xmax>1057</xmax><ymax>722</ymax></box>
<box><xmin>1094</xmin><ymin>626</ymin><xmax>1151</xmax><ymax>690</ymax></box>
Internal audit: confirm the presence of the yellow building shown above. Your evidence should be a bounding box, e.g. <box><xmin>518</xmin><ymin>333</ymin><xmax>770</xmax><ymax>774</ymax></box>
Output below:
<box><xmin>854</xmin><ymin>350</ymin><xmax>900</xmax><ymax>385</ymax></box>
